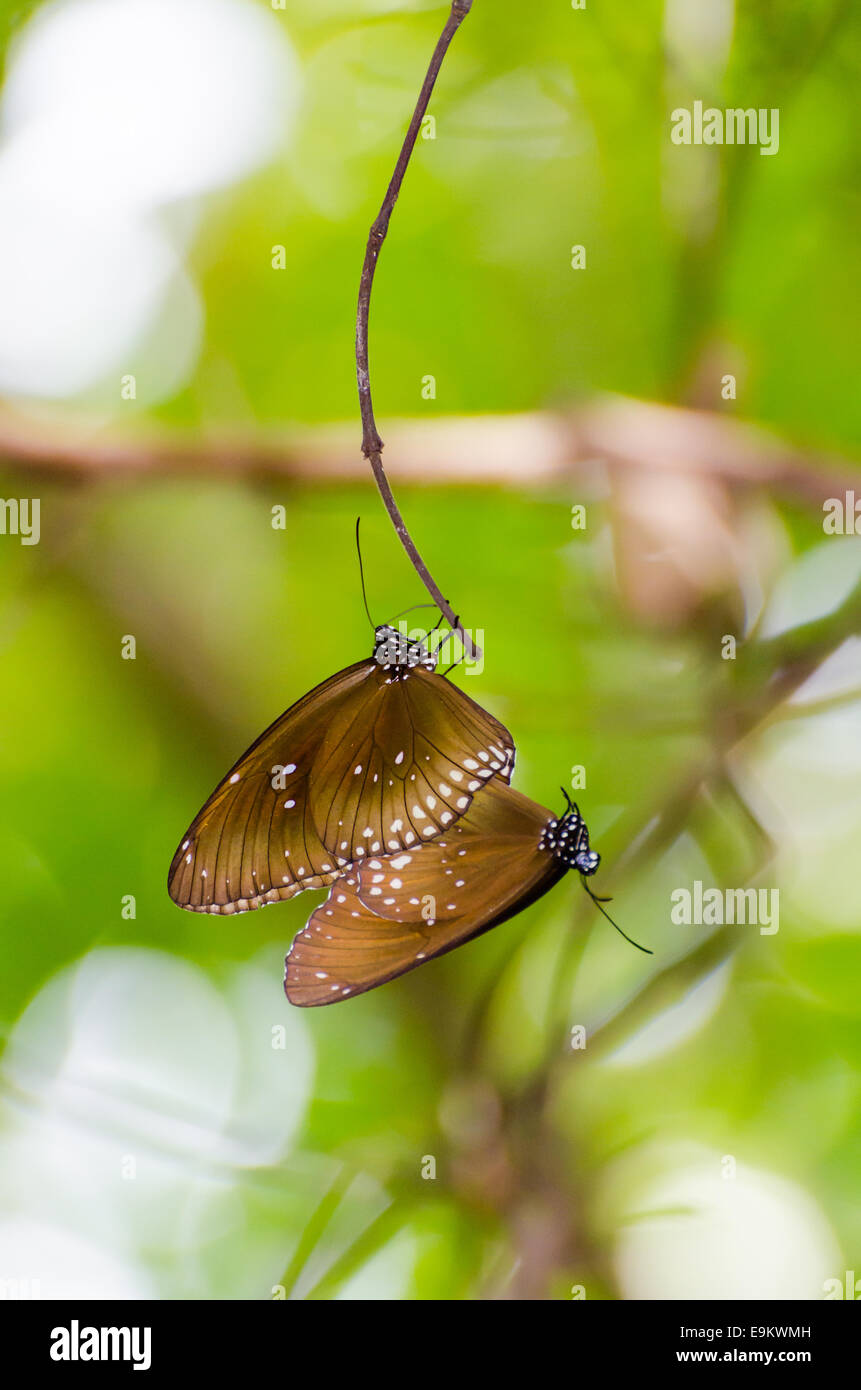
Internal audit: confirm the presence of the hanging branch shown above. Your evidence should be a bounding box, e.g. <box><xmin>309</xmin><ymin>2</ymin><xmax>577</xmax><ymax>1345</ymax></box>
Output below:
<box><xmin>356</xmin><ymin>0</ymin><xmax>482</xmax><ymax>662</ymax></box>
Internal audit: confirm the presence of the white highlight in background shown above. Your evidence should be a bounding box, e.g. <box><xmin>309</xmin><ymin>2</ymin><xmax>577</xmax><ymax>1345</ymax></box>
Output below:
<box><xmin>0</xmin><ymin>0</ymin><xmax>301</xmax><ymax>402</ymax></box>
<box><xmin>614</xmin><ymin>1147</ymin><xmax>841</xmax><ymax>1300</ymax></box>
<box><xmin>0</xmin><ymin>948</ymin><xmax>314</xmax><ymax>1296</ymax></box>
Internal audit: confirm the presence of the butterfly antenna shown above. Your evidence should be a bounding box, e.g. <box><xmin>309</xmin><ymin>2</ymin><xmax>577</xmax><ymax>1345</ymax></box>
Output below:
<box><xmin>581</xmin><ymin>878</ymin><xmax>653</xmax><ymax>955</ymax></box>
<box><xmin>559</xmin><ymin>785</ymin><xmax>575</xmax><ymax>813</ymax></box>
<box><xmin>355</xmin><ymin>517</ymin><xmax>375</xmax><ymax>631</ymax></box>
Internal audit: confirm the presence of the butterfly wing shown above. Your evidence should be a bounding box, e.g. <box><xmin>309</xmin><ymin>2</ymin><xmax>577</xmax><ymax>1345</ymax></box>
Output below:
<box><xmin>168</xmin><ymin>661</ymin><xmax>374</xmax><ymax>913</ymax></box>
<box><xmin>285</xmin><ymin>780</ymin><xmax>564</xmax><ymax>1005</ymax></box>
<box><xmin>309</xmin><ymin>666</ymin><xmax>515</xmax><ymax>863</ymax></box>
<box><xmin>169</xmin><ymin>654</ymin><xmax>514</xmax><ymax>915</ymax></box>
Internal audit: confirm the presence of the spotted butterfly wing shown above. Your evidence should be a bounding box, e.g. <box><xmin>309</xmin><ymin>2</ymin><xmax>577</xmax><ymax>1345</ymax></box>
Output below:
<box><xmin>310</xmin><ymin>659</ymin><xmax>512</xmax><ymax>861</ymax></box>
<box><xmin>284</xmin><ymin>778</ymin><xmax>600</xmax><ymax>1005</ymax></box>
<box><xmin>168</xmin><ymin>661</ymin><xmax>369</xmax><ymax>913</ymax></box>
<box><xmin>168</xmin><ymin>626</ymin><xmax>515</xmax><ymax>914</ymax></box>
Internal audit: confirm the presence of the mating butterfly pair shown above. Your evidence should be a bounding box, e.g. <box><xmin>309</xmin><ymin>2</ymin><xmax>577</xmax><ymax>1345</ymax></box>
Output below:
<box><xmin>168</xmin><ymin>623</ymin><xmax>626</xmax><ymax>1007</ymax></box>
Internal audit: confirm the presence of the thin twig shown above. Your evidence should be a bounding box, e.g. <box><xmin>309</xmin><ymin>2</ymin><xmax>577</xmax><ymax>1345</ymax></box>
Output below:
<box><xmin>355</xmin><ymin>1</ymin><xmax>482</xmax><ymax>661</ymax></box>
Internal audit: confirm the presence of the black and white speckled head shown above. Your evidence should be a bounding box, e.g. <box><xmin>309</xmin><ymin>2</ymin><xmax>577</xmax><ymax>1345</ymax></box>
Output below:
<box><xmin>539</xmin><ymin>792</ymin><xmax>652</xmax><ymax>954</ymax></box>
<box><xmin>540</xmin><ymin>800</ymin><xmax>600</xmax><ymax>876</ymax></box>
<box><xmin>373</xmin><ymin>624</ymin><xmax>437</xmax><ymax>675</ymax></box>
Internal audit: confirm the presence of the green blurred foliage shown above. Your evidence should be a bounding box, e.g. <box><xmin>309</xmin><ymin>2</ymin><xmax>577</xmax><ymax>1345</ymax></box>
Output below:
<box><xmin>0</xmin><ymin>0</ymin><xmax>859</xmax><ymax>1300</ymax></box>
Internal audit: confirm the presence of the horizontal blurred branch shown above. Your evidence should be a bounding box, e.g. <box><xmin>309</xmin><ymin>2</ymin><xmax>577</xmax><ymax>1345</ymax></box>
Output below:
<box><xmin>0</xmin><ymin>396</ymin><xmax>857</xmax><ymax>503</ymax></box>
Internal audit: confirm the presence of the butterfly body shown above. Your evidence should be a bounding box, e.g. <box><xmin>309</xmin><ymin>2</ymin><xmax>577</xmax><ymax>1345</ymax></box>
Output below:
<box><xmin>539</xmin><ymin>805</ymin><xmax>600</xmax><ymax>876</ymax></box>
<box><xmin>372</xmin><ymin>624</ymin><xmax>437</xmax><ymax>675</ymax></box>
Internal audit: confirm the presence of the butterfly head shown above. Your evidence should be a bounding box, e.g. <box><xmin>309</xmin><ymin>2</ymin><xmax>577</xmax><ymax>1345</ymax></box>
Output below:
<box><xmin>541</xmin><ymin>795</ymin><xmax>601</xmax><ymax>876</ymax></box>
<box><xmin>373</xmin><ymin>624</ymin><xmax>437</xmax><ymax>675</ymax></box>
<box><xmin>540</xmin><ymin>793</ymin><xmax>652</xmax><ymax>955</ymax></box>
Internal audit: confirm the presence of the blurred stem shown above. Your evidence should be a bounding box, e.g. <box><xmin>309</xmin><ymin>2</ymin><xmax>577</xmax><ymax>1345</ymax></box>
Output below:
<box><xmin>585</xmin><ymin>924</ymin><xmax>740</xmax><ymax>1060</ymax></box>
<box><xmin>303</xmin><ymin>1200</ymin><xmax>415</xmax><ymax>1301</ymax></box>
<box><xmin>767</xmin><ymin>685</ymin><xmax>861</xmax><ymax>723</ymax></box>
<box><xmin>355</xmin><ymin>1</ymin><xmax>482</xmax><ymax>661</ymax></box>
<box><xmin>727</xmin><ymin>579</ymin><xmax>861</xmax><ymax>740</ymax></box>
<box><xmin>275</xmin><ymin>1164</ymin><xmax>354</xmax><ymax>1299</ymax></box>
<box><xmin>479</xmin><ymin>583</ymin><xmax>861</xmax><ymax>1090</ymax></box>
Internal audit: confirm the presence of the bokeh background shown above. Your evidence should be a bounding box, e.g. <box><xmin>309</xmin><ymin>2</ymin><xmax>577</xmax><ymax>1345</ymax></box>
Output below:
<box><xmin>0</xmin><ymin>0</ymin><xmax>859</xmax><ymax>1300</ymax></box>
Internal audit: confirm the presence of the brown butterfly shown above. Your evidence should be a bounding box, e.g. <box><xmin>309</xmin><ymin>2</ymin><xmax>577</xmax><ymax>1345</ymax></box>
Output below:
<box><xmin>284</xmin><ymin>778</ymin><xmax>649</xmax><ymax>1006</ymax></box>
<box><xmin>168</xmin><ymin>625</ymin><xmax>515</xmax><ymax>915</ymax></box>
